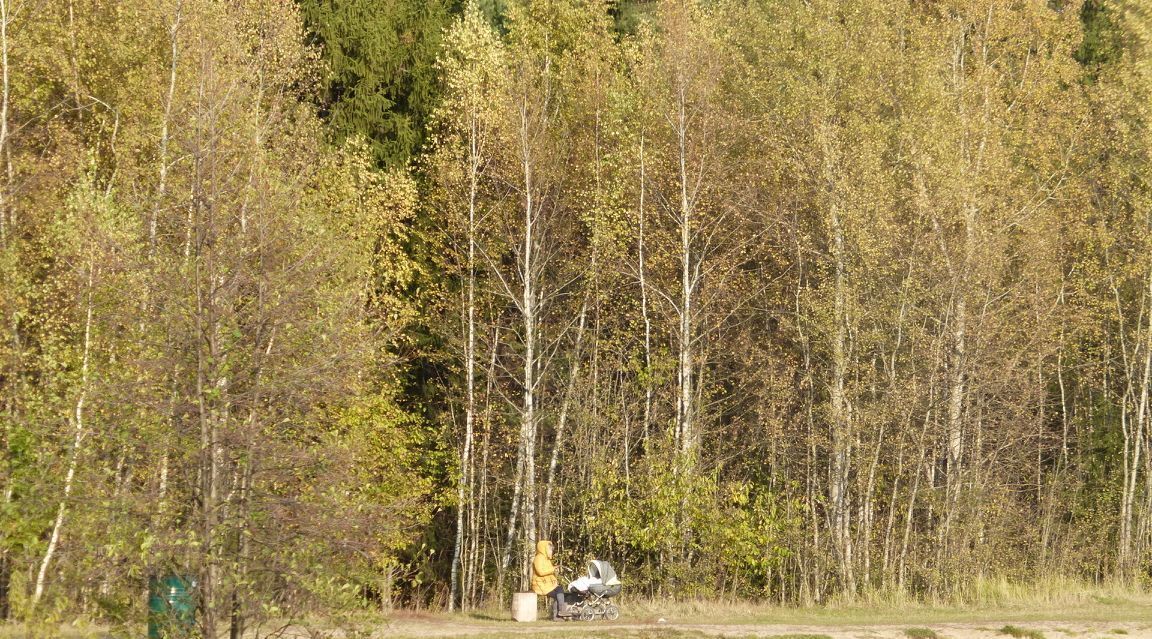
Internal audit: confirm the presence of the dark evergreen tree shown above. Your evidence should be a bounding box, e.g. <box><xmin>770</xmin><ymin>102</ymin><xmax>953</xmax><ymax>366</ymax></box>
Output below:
<box><xmin>299</xmin><ymin>0</ymin><xmax>455</xmax><ymax>166</ymax></box>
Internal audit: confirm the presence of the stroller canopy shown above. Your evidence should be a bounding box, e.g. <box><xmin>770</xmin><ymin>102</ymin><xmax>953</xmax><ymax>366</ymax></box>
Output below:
<box><xmin>588</xmin><ymin>560</ymin><xmax>621</xmax><ymax>586</ymax></box>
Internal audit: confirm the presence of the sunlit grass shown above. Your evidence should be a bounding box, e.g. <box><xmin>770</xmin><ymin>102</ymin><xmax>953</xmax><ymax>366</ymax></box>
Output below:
<box><xmin>3</xmin><ymin>581</ymin><xmax>1150</xmax><ymax>639</ymax></box>
<box><xmin>619</xmin><ymin>578</ymin><xmax>1152</xmax><ymax>626</ymax></box>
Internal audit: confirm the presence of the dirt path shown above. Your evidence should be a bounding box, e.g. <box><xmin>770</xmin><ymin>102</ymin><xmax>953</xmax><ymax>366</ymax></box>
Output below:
<box><xmin>365</xmin><ymin>618</ymin><xmax>1152</xmax><ymax>639</ymax></box>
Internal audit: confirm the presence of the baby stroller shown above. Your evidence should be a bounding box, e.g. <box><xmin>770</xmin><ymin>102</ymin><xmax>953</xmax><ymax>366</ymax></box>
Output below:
<box><xmin>565</xmin><ymin>560</ymin><xmax>622</xmax><ymax>621</ymax></box>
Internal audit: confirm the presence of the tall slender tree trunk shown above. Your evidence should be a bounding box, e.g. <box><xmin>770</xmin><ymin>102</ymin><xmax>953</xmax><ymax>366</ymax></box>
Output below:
<box><xmin>945</xmin><ymin>208</ymin><xmax>976</xmax><ymax>538</ymax></box>
<box><xmin>859</xmin><ymin>420</ymin><xmax>885</xmax><ymax>587</ymax></box>
<box><xmin>543</xmin><ymin>296</ymin><xmax>589</xmax><ymax>530</ymax></box>
<box><xmin>0</xmin><ymin>1</ymin><xmax>13</xmax><ymax>614</ymax></box>
<box><xmin>228</xmin><ymin>455</ymin><xmax>252</xmax><ymax>639</ymax></box>
<box><xmin>820</xmin><ymin>122</ymin><xmax>854</xmax><ymax>593</ymax></box>
<box><xmin>450</xmin><ymin>110</ymin><xmax>482</xmax><ymax>613</ymax></box>
<box><xmin>0</xmin><ymin>0</ymin><xmax>10</xmax><ymax>247</ymax></box>
<box><xmin>794</xmin><ymin>225</ymin><xmax>818</xmax><ymax>603</ymax></box>
<box><xmin>828</xmin><ymin>200</ymin><xmax>853</xmax><ymax>592</ymax></box>
<box><xmin>32</xmin><ymin>257</ymin><xmax>95</xmax><ymax>610</ymax></box>
<box><xmin>196</xmin><ymin>250</ymin><xmax>219</xmax><ymax>637</ymax></box>
<box><xmin>498</xmin><ymin>437</ymin><xmax>524</xmax><ymax>585</ymax></box>
<box><xmin>475</xmin><ymin>329</ymin><xmax>497</xmax><ymax>604</ymax></box>
<box><xmin>519</xmin><ymin>150</ymin><xmax>538</xmax><ymax>590</ymax></box>
<box><xmin>637</xmin><ymin>134</ymin><xmax>653</xmax><ymax>445</ymax></box>
<box><xmin>0</xmin><ymin>551</ymin><xmax>9</xmax><ymax>621</ymax></box>
<box><xmin>675</xmin><ymin>85</ymin><xmax>695</xmax><ymax>459</ymax></box>
<box><xmin>880</xmin><ymin>428</ymin><xmax>905</xmax><ymax>584</ymax></box>
<box><xmin>944</xmin><ymin>288</ymin><xmax>966</xmax><ymax>525</ymax></box>
<box><xmin>1119</xmin><ymin>272</ymin><xmax>1152</xmax><ymax>573</ymax></box>
<box><xmin>942</xmin><ymin>12</ymin><xmax>992</xmax><ymax>568</ymax></box>
<box><xmin>152</xmin><ymin>1</ymin><xmax>182</xmax><ymax>256</ymax></box>
<box><xmin>503</xmin><ymin>74</ymin><xmax>551</xmax><ymax>588</ymax></box>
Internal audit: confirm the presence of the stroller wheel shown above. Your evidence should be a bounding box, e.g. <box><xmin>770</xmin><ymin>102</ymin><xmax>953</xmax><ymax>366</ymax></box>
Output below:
<box><xmin>604</xmin><ymin>604</ymin><xmax>619</xmax><ymax>621</ymax></box>
<box><xmin>578</xmin><ymin>606</ymin><xmax>595</xmax><ymax>621</ymax></box>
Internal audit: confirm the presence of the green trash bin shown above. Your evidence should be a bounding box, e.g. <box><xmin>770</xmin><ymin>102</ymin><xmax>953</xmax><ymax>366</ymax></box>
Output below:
<box><xmin>148</xmin><ymin>574</ymin><xmax>197</xmax><ymax>639</ymax></box>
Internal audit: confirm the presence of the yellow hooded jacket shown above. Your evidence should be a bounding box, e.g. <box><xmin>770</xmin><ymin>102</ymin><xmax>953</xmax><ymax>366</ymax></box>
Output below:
<box><xmin>530</xmin><ymin>540</ymin><xmax>558</xmax><ymax>595</ymax></box>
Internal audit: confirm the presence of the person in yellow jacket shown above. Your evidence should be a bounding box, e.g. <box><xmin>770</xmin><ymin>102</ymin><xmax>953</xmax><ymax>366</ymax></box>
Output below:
<box><xmin>531</xmin><ymin>540</ymin><xmax>570</xmax><ymax>620</ymax></box>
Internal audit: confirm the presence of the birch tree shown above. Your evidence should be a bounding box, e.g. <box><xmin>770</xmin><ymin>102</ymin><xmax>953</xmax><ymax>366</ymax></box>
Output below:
<box><xmin>430</xmin><ymin>1</ymin><xmax>505</xmax><ymax>611</ymax></box>
<box><xmin>634</xmin><ymin>0</ymin><xmax>735</xmax><ymax>464</ymax></box>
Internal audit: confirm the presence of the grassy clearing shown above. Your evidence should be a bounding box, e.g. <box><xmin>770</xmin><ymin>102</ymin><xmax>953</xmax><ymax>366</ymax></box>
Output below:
<box><xmin>0</xmin><ymin>622</ymin><xmax>109</xmax><ymax>639</ymax></box>
<box><xmin>618</xmin><ymin>580</ymin><xmax>1152</xmax><ymax>626</ymax></box>
<box><xmin>2</xmin><ymin>582</ymin><xmax>1150</xmax><ymax>639</ymax></box>
<box><xmin>354</xmin><ymin>587</ymin><xmax>1152</xmax><ymax>637</ymax></box>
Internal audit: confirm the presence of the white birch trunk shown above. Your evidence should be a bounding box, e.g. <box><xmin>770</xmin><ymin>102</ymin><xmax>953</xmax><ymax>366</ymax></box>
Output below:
<box><xmin>475</xmin><ymin>330</ymin><xmax>497</xmax><ymax>604</ymax></box>
<box><xmin>1119</xmin><ymin>272</ymin><xmax>1152</xmax><ymax>571</ymax></box>
<box><xmin>945</xmin><ymin>290</ymin><xmax>966</xmax><ymax>515</ymax></box>
<box><xmin>0</xmin><ymin>0</ymin><xmax>11</xmax><ymax>246</ymax></box>
<box><xmin>519</xmin><ymin>120</ymin><xmax>538</xmax><ymax>589</ymax></box>
<box><xmin>450</xmin><ymin>110</ymin><xmax>482</xmax><ymax>612</ymax></box>
<box><xmin>676</xmin><ymin>84</ymin><xmax>695</xmax><ymax>459</ymax></box>
<box><xmin>498</xmin><ymin>438</ymin><xmax>525</xmax><ymax>580</ymax></box>
<box><xmin>32</xmin><ymin>259</ymin><xmax>95</xmax><ymax>609</ymax></box>
<box><xmin>195</xmin><ymin>257</ymin><xmax>220</xmax><ymax>635</ymax></box>
<box><xmin>542</xmin><ymin>296</ymin><xmax>589</xmax><ymax>528</ymax></box>
<box><xmin>152</xmin><ymin>2</ymin><xmax>182</xmax><ymax>255</ymax></box>
<box><xmin>828</xmin><ymin>200</ymin><xmax>853</xmax><ymax>591</ymax></box>
<box><xmin>637</xmin><ymin>134</ymin><xmax>654</xmax><ymax>444</ymax></box>
<box><xmin>819</xmin><ymin>121</ymin><xmax>854</xmax><ymax>592</ymax></box>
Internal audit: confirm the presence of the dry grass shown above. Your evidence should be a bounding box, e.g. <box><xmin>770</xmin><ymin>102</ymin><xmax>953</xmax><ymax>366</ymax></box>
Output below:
<box><xmin>614</xmin><ymin>579</ymin><xmax>1152</xmax><ymax>626</ymax></box>
<box><xmin>0</xmin><ymin>623</ymin><xmax>106</xmax><ymax>639</ymax></box>
<box><xmin>2</xmin><ymin>581</ymin><xmax>1150</xmax><ymax>639</ymax></box>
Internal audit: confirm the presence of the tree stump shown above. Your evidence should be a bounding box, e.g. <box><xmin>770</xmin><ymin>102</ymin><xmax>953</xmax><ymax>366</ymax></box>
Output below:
<box><xmin>511</xmin><ymin>592</ymin><xmax>537</xmax><ymax>622</ymax></box>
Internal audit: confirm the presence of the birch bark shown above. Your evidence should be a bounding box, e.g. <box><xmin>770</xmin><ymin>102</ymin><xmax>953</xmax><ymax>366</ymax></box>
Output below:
<box><xmin>31</xmin><ymin>258</ymin><xmax>96</xmax><ymax>609</ymax></box>
<box><xmin>675</xmin><ymin>81</ymin><xmax>695</xmax><ymax>459</ymax></box>
<box><xmin>0</xmin><ymin>0</ymin><xmax>11</xmax><ymax>246</ymax></box>
<box><xmin>450</xmin><ymin>104</ymin><xmax>481</xmax><ymax>612</ymax></box>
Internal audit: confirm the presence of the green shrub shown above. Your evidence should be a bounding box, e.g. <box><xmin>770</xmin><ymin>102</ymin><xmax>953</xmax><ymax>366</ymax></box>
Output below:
<box><xmin>1000</xmin><ymin>625</ymin><xmax>1045</xmax><ymax>639</ymax></box>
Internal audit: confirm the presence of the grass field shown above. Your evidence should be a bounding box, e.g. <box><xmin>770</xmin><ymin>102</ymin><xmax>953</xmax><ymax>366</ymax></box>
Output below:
<box><xmin>295</xmin><ymin>590</ymin><xmax>1152</xmax><ymax>639</ymax></box>
<box><xmin>3</xmin><ymin>587</ymin><xmax>1149</xmax><ymax>639</ymax></box>
<box><xmin>369</xmin><ymin>598</ymin><xmax>1152</xmax><ymax>639</ymax></box>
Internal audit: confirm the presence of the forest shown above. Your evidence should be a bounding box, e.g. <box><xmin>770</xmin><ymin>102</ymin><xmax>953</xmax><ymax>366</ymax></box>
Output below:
<box><xmin>1</xmin><ymin>0</ymin><xmax>1151</xmax><ymax>634</ymax></box>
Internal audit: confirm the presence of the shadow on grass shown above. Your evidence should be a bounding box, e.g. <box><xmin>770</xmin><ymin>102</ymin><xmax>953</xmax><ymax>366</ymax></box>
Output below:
<box><xmin>465</xmin><ymin>612</ymin><xmax>507</xmax><ymax>622</ymax></box>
